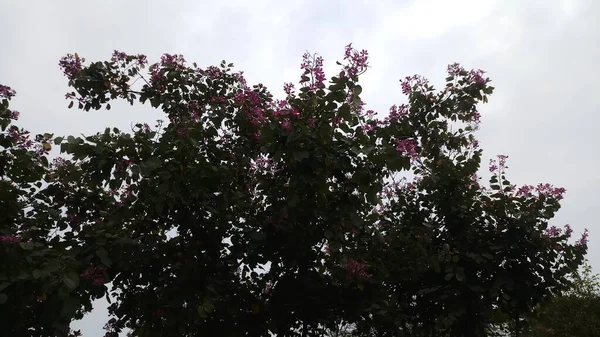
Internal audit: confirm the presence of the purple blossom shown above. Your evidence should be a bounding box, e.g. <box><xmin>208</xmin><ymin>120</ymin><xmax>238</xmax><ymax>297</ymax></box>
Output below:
<box><xmin>362</xmin><ymin>124</ymin><xmax>375</xmax><ymax>133</ymax></box>
<box><xmin>545</xmin><ymin>226</ymin><xmax>562</xmax><ymax>238</ymax></box>
<box><xmin>447</xmin><ymin>62</ymin><xmax>465</xmax><ymax>76</ymax></box>
<box><xmin>395</xmin><ymin>138</ymin><xmax>418</xmax><ymax>160</ymax></box>
<box><xmin>283</xmin><ymin>82</ymin><xmax>295</xmax><ymax>95</ymax></box>
<box><xmin>205</xmin><ymin>66</ymin><xmax>221</xmax><ymax>79</ymax></box>
<box><xmin>160</xmin><ymin>53</ymin><xmax>186</xmax><ymax>68</ymax></box>
<box><xmin>111</xmin><ymin>50</ymin><xmax>127</xmax><ymax>63</ymax></box>
<box><xmin>81</xmin><ymin>266</ymin><xmax>107</xmax><ymax>286</ymax></box>
<box><xmin>470</xmin><ymin>69</ymin><xmax>486</xmax><ymax>84</ymax></box>
<box><xmin>488</xmin><ymin>159</ymin><xmax>498</xmax><ymax>173</ymax></box>
<box><xmin>576</xmin><ymin>229</ymin><xmax>589</xmax><ymax>247</ymax></box>
<box><xmin>400</xmin><ymin>75</ymin><xmax>427</xmax><ymax>95</ymax></box>
<box><xmin>387</xmin><ymin>104</ymin><xmax>408</xmax><ymax>121</ymax></box>
<box><xmin>300</xmin><ymin>52</ymin><xmax>326</xmax><ymax>90</ymax></box>
<box><xmin>564</xmin><ymin>224</ymin><xmax>573</xmax><ymax>236</ymax></box>
<box><xmin>0</xmin><ymin>84</ymin><xmax>16</xmax><ymax>99</ymax></box>
<box><xmin>9</xmin><ymin>110</ymin><xmax>20</xmax><ymax>120</ymax></box>
<box><xmin>0</xmin><ymin>235</ymin><xmax>20</xmax><ymax>243</ymax></box>
<box><xmin>343</xmin><ymin>43</ymin><xmax>369</xmax><ymax>77</ymax></box>
<box><xmin>344</xmin><ymin>259</ymin><xmax>371</xmax><ymax>280</ymax></box>
<box><xmin>59</xmin><ymin>54</ymin><xmax>83</xmax><ymax>80</ymax></box>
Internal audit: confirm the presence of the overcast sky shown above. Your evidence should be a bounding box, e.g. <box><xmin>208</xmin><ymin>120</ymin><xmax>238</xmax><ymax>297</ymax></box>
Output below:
<box><xmin>1</xmin><ymin>0</ymin><xmax>599</xmax><ymax>335</ymax></box>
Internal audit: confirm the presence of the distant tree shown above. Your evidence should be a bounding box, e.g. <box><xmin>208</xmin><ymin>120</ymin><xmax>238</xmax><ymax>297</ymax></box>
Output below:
<box><xmin>0</xmin><ymin>45</ymin><xmax>589</xmax><ymax>337</ymax></box>
<box><xmin>521</xmin><ymin>260</ymin><xmax>600</xmax><ymax>337</ymax></box>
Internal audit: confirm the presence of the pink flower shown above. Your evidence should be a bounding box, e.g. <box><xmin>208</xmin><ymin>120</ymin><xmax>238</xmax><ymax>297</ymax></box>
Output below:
<box><xmin>470</xmin><ymin>69</ymin><xmax>486</xmax><ymax>84</ymax></box>
<box><xmin>9</xmin><ymin>110</ymin><xmax>20</xmax><ymax>120</ymax></box>
<box><xmin>0</xmin><ymin>235</ymin><xmax>20</xmax><ymax>243</ymax></box>
<box><xmin>300</xmin><ymin>52</ymin><xmax>326</xmax><ymax>90</ymax></box>
<box><xmin>160</xmin><ymin>53</ymin><xmax>186</xmax><ymax>69</ymax></box>
<box><xmin>387</xmin><ymin>104</ymin><xmax>408</xmax><ymax>121</ymax></box>
<box><xmin>343</xmin><ymin>43</ymin><xmax>369</xmax><ymax>77</ymax></box>
<box><xmin>545</xmin><ymin>226</ymin><xmax>562</xmax><ymax>238</ymax></box>
<box><xmin>447</xmin><ymin>63</ymin><xmax>465</xmax><ymax>76</ymax></box>
<box><xmin>110</xmin><ymin>50</ymin><xmax>127</xmax><ymax>63</ymax></box>
<box><xmin>205</xmin><ymin>66</ymin><xmax>221</xmax><ymax>79</ymax></box>
<box><xmin>488</xmin><ymin>159</ymin><xmax>498</xmax><ymax>173</ymax></box>
<box><xmin>576</xmin><ymin>229</ymin><xmax>589</xmax><ymax>247</ymax></box>
<box><xmin>0</xmin><ymin>84</ymin><xmax>16</xmax><ymax>99</ymax></box>
<box><xmin>283</xmin><ymin>82</ymin><xmax>295</xmax><ymax>95</ymax></box>
<box><xmin>516</xmin><ymin>185</ymin><xmax>534</xmax><ymax>197</ymax></box>
<box><xmin>400</xmin><ymin>75</ymin><xmax>427</xmax><ymax>95</ymax></box>
<box><xmin>362</xmin><ymin>124</ymin><xmax>375</xmax><ymax>133</ymax></box>
<box><xmin>344</xmin><ymin>259</ymin><xmax>371</xmax><ymax>280</ymax></box>
<box><xmin>564</xmin><ymin>224</ymin><xmax>573</xmax><ymax>236</ymax></box>
<box><xmin>281</xmin><ymin>119</ymin><xmax>292</xmax><ymax>131</ymax></box>
<box><xmin>395</xmin><ymin>138</ymin><xmax>418</xmax><ymax>160</ymax></box>
<box><xmin>81</xmin><ymin>266</ymin><xmax>108</xmax><ymax>286</ymax></box>
<box><xmin>59</xmin><ymin>54</ymin><xmax>83</xmax><ymax>80</ymax></box>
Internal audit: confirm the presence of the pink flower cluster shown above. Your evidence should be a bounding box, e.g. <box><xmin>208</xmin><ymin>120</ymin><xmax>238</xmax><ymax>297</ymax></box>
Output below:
<box><xmin>446</xmin><ymin>63</ymin><xmax>486</xmax><ymax>84</ymax></box>
<box><xmin>400</xmin><ymin>75</ymin><xmax>428</xmax><ymax>95</ymax></box>
<box><xmin>59</xmin><ymin>54</ymin><xmax>83</xmax><ymax>81</ymax></box>
<box><xmin>576</xmin><ymin>229</ymin><xmax>589</xmax><ymax>247</ymax></box>
<box><xmin>82</xmin><ymin>265</ymin><xmax>108</xmax><ymax>286</ymax></box>
<box><xmin>395</xmin><ymin>138</ymin><xmax>418</xmax><ymax>161</ymax></box>
<box><xmin>0</xmin><ymin>234</ymin><xmax>20</xmax><ymax>243</ymax></box>
<box><xmin>205</xmin><ymin>65</ymin><xmax>221</xmax><ymax>80</ymax></box>
<box><xmin>8</xmin><ymin>110</ymin><xmax>20</xmax><ymax>120</ymax></box>
<box><xmin>271</xmin><ymin>99</ymin><xmax>299</xmax><ymax>118</ymax></box>
<box><xmin>0</xmin><ymin>84</ymin><xmax>16</xmax><ymax>99</ymax></box>
<box><xmin>488</xmin><ymin>155</ymin><xmax>509</xmax><ymax>173</ymax></box>
<box><xmin>387</xmin><ymin>104</ymin><xmax>408</xmax><ymax>122</ymax></box>
<box><xmin>515</xmin><ymin>183</ymin><xmax>566</xmax><ymax>200</ymax></box>
<box><xmin>251</xmin><ymin>156</ymin><xmax>272</xmax><ymax>172</ymax></box>
<box><xmin>470</xmin><ymin>69</ymin><xmax>486</xmax><ymax>84</ymax></box>
<box><xmin>344</xmin><ymin>259</ymin><xmax>371</xmax><ymax>280</ymax></box>
<box><xmin>111</xmin><ymin>50</ymin><xmax>127</xmax><ymax>63</ymax></box>
<box><xmin>160</xmin><ymin>53</ymin><xmax>186</xmax><ymax>69</ymax></box>
<box><xmin>110</xmin><ymin>50</ymin><xmax>147</xmax><ymax>68</ymax></box>
<box><xmin>447</xmin><ymin>62</ymin><xmax>465</xmax><ymax>76</ymax></box>
<box><xmin>234</xmin><ymin>88</ymin><xmax>267</xmax><ymax>128</ymax></box>
<box><xmin>346</xmin><ymin>89</ymin><xmax>366</xmax><ymax>114</ymax></box>
<box><xmin>300</xmin><ymin>52</ymin><xmax>326</xmax><ymax>90</ymax></box>
<box><xmin>8</xmin><ymin>127</ymin><xmax>34</xmax><ymax>149</ymax></box>
<box><xmin>343</xmin><ymin>43</ymin><xmax>369</xmax><ymax>77</ymax></box>
<box><xmin>283</xmin><ymin>82</ymin><xmax>295</xmax><ymax>95</ymax></box>
<box><xmin>545</xmin><ymin>225</ymin><xmax>563</xmax><ymax>238</ymax></box>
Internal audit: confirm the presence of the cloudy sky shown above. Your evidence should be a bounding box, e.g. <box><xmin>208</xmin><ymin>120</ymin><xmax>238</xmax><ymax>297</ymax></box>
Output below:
<box><xmin>1</xmin><ymin>0</ymin><xmax>598</xmax><ymax>335</ymax></box>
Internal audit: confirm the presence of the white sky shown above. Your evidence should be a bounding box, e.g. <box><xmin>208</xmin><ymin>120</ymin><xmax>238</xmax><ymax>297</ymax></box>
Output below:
<box><xmin>1</xmin><ymin>0</ymin><xmax>599</xmax><ymax>335</ymax></box>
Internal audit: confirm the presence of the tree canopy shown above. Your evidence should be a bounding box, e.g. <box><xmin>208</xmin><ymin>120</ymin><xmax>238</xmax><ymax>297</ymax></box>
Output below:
<box><xmin>0</xmin><ymin>45</ymin><xmax>589</xmax><ymax>337</ymax></box>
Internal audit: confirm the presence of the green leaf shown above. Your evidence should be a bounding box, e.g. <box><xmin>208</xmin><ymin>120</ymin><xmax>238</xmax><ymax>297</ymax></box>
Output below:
<box><xmin>19</xmin><ymin>242</ymin><xmax>34</xmax><ymax>250</ymax></box>
<box><xmin>353</xmin><ymin>85</ymin><xmax>363</xmax><ymax>96</ymax></box>
<box><xmin>63</xmin><ymin>272</ymin><xmax>80</xmax><ymax>290</ymax></box>
<box><xmin>60</xmin><ymin>297</ymin><xmax>81</xmax><ymax>318</ymax></box>
<box><xmin>96</xmin><ymin>248</ymin><xmax>112</xmax><ymax>267</ymax></box>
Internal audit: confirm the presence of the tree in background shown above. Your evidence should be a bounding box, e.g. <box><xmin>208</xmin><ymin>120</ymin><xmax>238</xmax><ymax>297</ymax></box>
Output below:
<box><xmin>0</xmin><ymin>45</ymin><xmax>589</xmax><ymax>337</ymax></box>
<box><xmin>521</xmin><ymin>260</ymin><xmax>600</xmax><ymax>337</ymax></box>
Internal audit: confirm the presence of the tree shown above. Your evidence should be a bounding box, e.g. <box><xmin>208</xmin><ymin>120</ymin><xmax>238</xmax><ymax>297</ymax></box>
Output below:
<box><xmin>520</xmin><ymin>260</ymin><xmax>600</xmax><ymax>337</ymax></box>
<box><xmin>0</xmin><ymin>46</ymin><xmax>589</xmax><ymax>337</ymax></box>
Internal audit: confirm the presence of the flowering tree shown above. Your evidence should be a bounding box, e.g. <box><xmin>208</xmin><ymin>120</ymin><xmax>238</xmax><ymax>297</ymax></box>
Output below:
<box><xmin>0</xmin><ymin>45</ymin><xmax>589</xmax><ymax>337</ymax></box>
